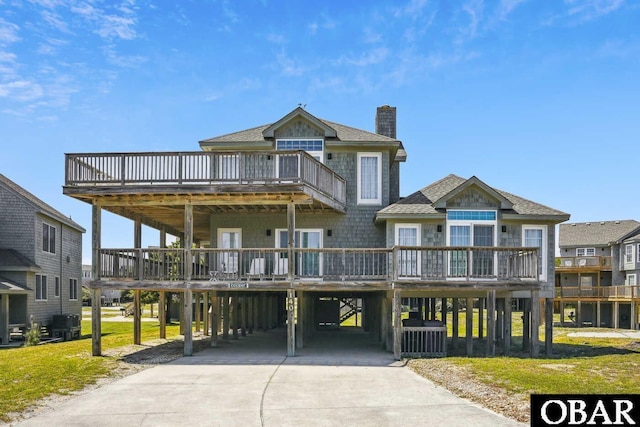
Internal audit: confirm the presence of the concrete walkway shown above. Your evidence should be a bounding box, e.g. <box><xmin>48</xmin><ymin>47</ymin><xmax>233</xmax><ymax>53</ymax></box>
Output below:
<box><xmin>16</xmin><ymin>329</ymin><xmax>524</xmax><ymax>427</ymax></box>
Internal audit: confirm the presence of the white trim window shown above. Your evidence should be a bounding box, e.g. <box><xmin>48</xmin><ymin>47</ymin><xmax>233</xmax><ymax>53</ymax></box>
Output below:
<box><xmin>625</xmin><ymin>244</ymin><xmax>634</xmax><ymax>264</ymax></box>
<box><xmin>576</xmin><ymin>247</ymin><xmax>595</xmax><ymax>257</ymax></box>
<box><xmin>357</xmin><ymin>152</ymin><xmax>382</xmax><ymax>205</ymax></box>
<box><xmin>69</xmin><ymin>278</ymin><xmax>78</xmax><ymax>300</ymax></box>
<box><xmin>54</xmin><ymin>276</ymin><xmax>60</xmax><ymax>298</ymax></box>
<box><xmin>36</xmin><ymin>274</ymin><xmax>47</xmax><ymax>301</ymax></box>
<box><xmin>637</xmin><ymin>244</ymin><xmax>640</xmax><ymax>263</ymax></box>
<box><xmin>523</xmin><ymin>225</ymin><xmax>547</xmax><ymax>281</ymax></box>
<box><xmin>628</xmin><ymin>274</ymin><xmax>637</xmax><ymax>286</ymax></box>
<box><xmin>395</xmin><ymin>224</ymin><xmax>421</xmax><ymax>277</ymax></box>
<box><xmin>446</xmin><ymin>211</ymin><xmax>497</xmax><ymax>278</ymax></box>
<box><xmin>43</xmin><ymin>223</ymin><xmax>56</xmax><ymax>254</ymax></box>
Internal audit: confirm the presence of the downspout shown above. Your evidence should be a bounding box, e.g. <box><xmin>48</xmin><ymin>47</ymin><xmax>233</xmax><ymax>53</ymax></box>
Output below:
<box><xmin>59</xmin><ymin>222</ymin><xmax>63</xmax><ymax>315</ymax></box>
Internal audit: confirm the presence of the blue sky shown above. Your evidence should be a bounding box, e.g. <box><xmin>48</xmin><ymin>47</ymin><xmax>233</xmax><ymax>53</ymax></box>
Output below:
<box><xmin>1</xmin><ymin>0</ymin><xmax>639</xmax><ymax>262</ymax></box>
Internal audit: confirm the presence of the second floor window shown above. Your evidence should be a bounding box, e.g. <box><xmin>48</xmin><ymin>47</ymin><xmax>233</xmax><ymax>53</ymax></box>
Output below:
<box><xmin>626</xmin><ymin>244</ymin><xmax>634</xmax><ymax>263</ymax></box>
<box><xmin>576</xmin><ymin>247</ymin><xmax>595</xmax><ymax>257</ymax></box>
<box><xmin>357</xmin><ymin>152</ymin><xmax>382</xmax><ymax>205</ymax></box>
<box><xmin>43</xmin><ymin>223</ymin><xmax>56</xmax><ymax>254</ymax></box>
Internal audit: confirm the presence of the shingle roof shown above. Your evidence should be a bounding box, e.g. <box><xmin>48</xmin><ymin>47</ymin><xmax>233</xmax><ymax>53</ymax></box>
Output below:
<box><xmin>0</xmin><ymin>276</ymin><xmax>30</xmax><ymax>293</ymax></box>
<box><xmin>199</xmin><ymin>118</ymin><xmax>399</xmax><ymax>144</ymax></box>
<box><xmin>0</xmin><ymin>249</ymin><xmax>39</xmax><ymax>269</ymax></box>
<box><xmin>377</xmin><ymin>174</ymin><xmax>570</xmax><ymax>219</ymax></box>
<box><xmin>0</xmin><ymin>174</ymin><xmax>85</xmax><ymax>232</ymax></box>
<box><xmin>559</xmin><ymin>220</ymin><xmax>640</xmax><ymax>247</ymax></box>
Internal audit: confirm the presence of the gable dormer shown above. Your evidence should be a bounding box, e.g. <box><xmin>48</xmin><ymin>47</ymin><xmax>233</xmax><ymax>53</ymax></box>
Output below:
<box><xmin>433</xmin><ymin>176</ymin><xmax>513</xmax><ymax>211</ymax></box>
<box><xmin>262</xmin><ymin>107</ymin><xmax>337</xmax><ymax>139</ymax></box>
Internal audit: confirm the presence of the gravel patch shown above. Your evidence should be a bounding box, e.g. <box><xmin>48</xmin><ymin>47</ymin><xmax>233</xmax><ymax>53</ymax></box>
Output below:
<box><xmin>407</xmin><ymin>358</ymin><xmax>530</xmax><ymax>424</ymax></box>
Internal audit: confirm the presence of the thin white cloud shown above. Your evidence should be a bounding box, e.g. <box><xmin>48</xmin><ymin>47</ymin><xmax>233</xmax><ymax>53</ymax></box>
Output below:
<box><xmin>0</xmin><ymin>80</ymin><xmax>44</xmax><ymax>101</ymax></box>
<box><xmin>96</xmin><ymin>14</ymin><xmax>137</xmax><ymax>40</ymax></box>
<box><xmin>339</xmin><ymin>47</ymin><xmax>389</xmax><ymax>67</ymax></box>
<box><xmin>497</xmin><ymin>0</ymin><xmax>526</xmax><ymax>20</ymax></box>
<box><xmin>276</xmin><ymin>50</ymin><xmax>308</xmax><ymax>76</ymax></box>
<box><xmin>0</xmin><ymin>18</ymin><xmax>20</xmax><ymax>45</ymax></box>
<box><xmin>103</xmin><ymin>45</ymin><xmax>147</xmax><ymax>68</ymax></box>
<box><xmin>565</xmin><ymin>0</ymin><xmax>625</xmax><ymax>21</ymax></box>
<box><xmin>266</xmin><ymin>33</ymin><xmax>286</xmax><ymax>45</ymax></box>
<box><xmin>41</xmin><ymin>10</ymin><xmax>72</xmax><ymax>33</ymax></box>
<box><xmin>394</xmin><ymin>0</ymin><xmax>430</xmax><ymax>18</ymax></box>
<box><xmin>308</xmin><ymin>14</ymin><xmax>338</xmax><ymax>36</ymax></box>
<box><xmin>457</xmin><ymin>0</ymin><xmax>484</xmax><ymax>42</ymax></box>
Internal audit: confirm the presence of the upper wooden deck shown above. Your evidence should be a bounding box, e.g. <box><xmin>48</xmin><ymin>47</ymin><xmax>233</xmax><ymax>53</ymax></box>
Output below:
<box><xmin>63</xmin><ymin>151</ymin><xmax>347</xmax><ymax>241</ymax></box>
<box><xmin>555</xmin><ymin>256</ymin><xmax>612</xmax><ymax>272</ymax></box>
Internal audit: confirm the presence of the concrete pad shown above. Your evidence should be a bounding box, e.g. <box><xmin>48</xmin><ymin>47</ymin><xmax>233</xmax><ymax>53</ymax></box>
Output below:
<box><xmin>16</xmin><ymin>328</ymin><xmax>524</xmax><ymax>427</ymax></box>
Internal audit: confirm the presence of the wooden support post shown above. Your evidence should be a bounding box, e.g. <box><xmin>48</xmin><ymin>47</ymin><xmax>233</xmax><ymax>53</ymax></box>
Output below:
<box><xmin>596</xmin><ymin>301</ymin><xmax>601</xmax><ymax>328</ymax></box>
<box><xmin>430</xmin><ymin>298</ymin><xmax>437</xmax><ymax>321</ymax></box>
<box><xmin>247</xmin><ymin>296</ymin><xmax>253</xmax><ymax>334</ymax></box>
<box><xmin>296</xmin><ymin>291</ymin><xmax>304</xmax><ymax>349</ymax></box>
<box><xmin>523</xmin><ymin>298</ymin><xmax>530</xmax><ymax>351</ymax></box>
<box><xmin>452</xmin><ymin>298</ymin><xmax>459</xmax><ymax>351</ymax></box>
<box><xmin>496</xmin><ymin>298</ymin><xmax>504</xmax><ymax>345</ymax></box>
<box><xmin>222</xmin><ymin>295</ymin><xmax>230</xmax><ymax>341</ymax></box>
<box><xmin>210</xmin><ymin>291</ymin><xmax>218</xmax><ymax>347</ymax></box>
<box><xmin>203</xmin><ymin>292</ymin><xmax>209</xmax><ymax>336</ymax></box>
<box><xmin>478</xmin><ymin>298</ymin><xmax>484</xmax><ymax>339</ymax></box>
<box><xmin>183</xmin><ymin>290</ymin><xmax>193</xmax><ymax>356</ymax></box>
<box><xmin>159</xmin><ymin>291</ymin><xmax>166</xmax><ymax>339</ymax></box>
<box><xmin>504</xmin><ymin>294</ymin><xmax>512</xmax><ymax>356</ymax></box>
<box><xmin>486</xmin><ymin>291</ymin><xmax>496</xmax><ymax>356</ymax></box>
<box><xmin>195</xmin><ymin>292</ymin><xmax>201</xmax><ymax>333</ymax></box>
<box><xmin>393</xmin><ymin>290</ymin><xmax>402</xmax><ymax>360</ymax></box>
<box><xmin>91</xmin><ymin>288</ymin><xmax>102</xmax><ymax>356</ymax></box>
<box><xmin>466</xmin><ymin>297</ymin><xmax>473</xmax><ymax>356</ymax></box>
<box><xmin>253</xmin><ymin>294</ymin><xmax>259</xmax><ymax>333</ymax></box>
<box><xmin>380</xmin><ymin>292</ymin><xmax>388</xmax><ymax>347</ymax></box>
<box><xmin>545</xmin><ymin>297</ymin><xmax>553</xmax><ymax>355</ymax></box>
<box><xmin>613</xmin><ymin>301</ymin><xmax>619</xmax><ymax>329</ymax></box>
<box><xmin>531</xmin><ymin>291</ymin><xmax>540</xmax><ymax>357</ymax></box>
<box><xmin>91</xmin><ymin>202</ymin><xmax>102</xmax><ymax>356</ymax></box>
<box><xmin>241</xmin><ymin>295</ymin><xmax>247</xmax><ymax>337</ymax></box>
<box><xmin>133</xmin><ymin>289</ymin><xmax>141</xmax><ymax>345</ymax></box>
<box><xmin>577</xmin><ymin>301</ymin><xmax>582</xmax><ymax>327</ymax></box>
<box><xmin>287</xmin><ymin>289</ymin><xmax>295</xmax><ymax>356</ymax></box>
<box><xmin>182</xmin><ymin>203</ymin><xmax>194</xmax><ymax>356</ymax></box>
<box><xmin>232</xmin><ymin>295</ymin><xmax>239</xmax><ymax>340</ymax></box>
<box><xmin>179</xmin><ymin>293</ymin><xmax>184</xmax><ymax>335</ymax></box>
<box><xmin>287</xmin><ymin>203</ymin><xmax>295</xmax><ymax>283</ymax></box>
<box><xmin>441</xmin><ymin>298</ymin><xmax>447</xmax><ymax>325</ymax></box>
<box><xmin>261</xmin><ymin>293</ymin><xmax>268</xmax><ymax>332</ymax></box>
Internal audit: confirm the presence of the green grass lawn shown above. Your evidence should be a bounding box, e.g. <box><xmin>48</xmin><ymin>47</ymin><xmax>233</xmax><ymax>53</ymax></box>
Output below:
<box><xmin>0</xmin><ymin>315</ymin><xmax>181</xmax><ymax>423</ymax></box>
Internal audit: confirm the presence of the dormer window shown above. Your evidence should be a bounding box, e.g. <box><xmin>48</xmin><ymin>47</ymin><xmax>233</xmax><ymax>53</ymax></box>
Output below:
<box><xmin>276</xmin><ymin>139</ymin><xmax>323</xmax><ymax>162</ymax></box>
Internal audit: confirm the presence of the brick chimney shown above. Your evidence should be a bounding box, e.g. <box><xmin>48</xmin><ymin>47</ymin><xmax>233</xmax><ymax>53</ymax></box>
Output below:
<box><xmin>375</xmin><ymin>105</ymin><xmax>396</xmax><ymax>139</ymax></box>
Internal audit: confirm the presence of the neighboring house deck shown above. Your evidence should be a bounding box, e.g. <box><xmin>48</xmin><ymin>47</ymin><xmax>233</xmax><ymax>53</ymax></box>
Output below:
<box><xmin>555</xmin><ymin>220</ymin><xmax>640</xmax><ymax>329</ymax></box>
<box><xmin>65</xmin><ymin>106</ymin><xmax>569</xmax><ymax>359</ymax></box>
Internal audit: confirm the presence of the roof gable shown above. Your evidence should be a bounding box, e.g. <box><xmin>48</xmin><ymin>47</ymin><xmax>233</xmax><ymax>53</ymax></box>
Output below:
<box><xmin>376</xmin><ymin>174</ymin><xmax>570</xmax><ymax>221</ymax></box>
<box><xmin>0</xmin><ymin>174</ymin><xmax>85</xmax><ymax>232</ymax></box>
<box><xmin>433</xmin><ymin>176</ymin><xmax>513</xmax><ymax>210</ymax></box>
<box><xmin>262</xmin><ymin>107</ymin><xmax>337</xmax><ymax>139</ymax></box>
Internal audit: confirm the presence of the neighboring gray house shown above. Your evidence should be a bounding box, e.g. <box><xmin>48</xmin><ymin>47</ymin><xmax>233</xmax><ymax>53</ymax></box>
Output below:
<box><xmin>556</xmin><ymin>220</ymin><xmax>640</xmax><ymax>329</ymax></box>
<box><xmin>64</xmin><ymin>106</ymin><xmax>569</xmax><ymax>358</ymax></box>
<box><xmin>0</xmin><ymin>174</ymin><xmax>85</xmax><ymax>344</ymax></box>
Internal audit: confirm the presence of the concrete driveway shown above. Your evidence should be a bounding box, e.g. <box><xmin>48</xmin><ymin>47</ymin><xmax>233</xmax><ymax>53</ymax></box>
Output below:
<box><xmin>16</xmin><ymin>329</ymin><xmax>524</xmax><ymax>427</ymax></box>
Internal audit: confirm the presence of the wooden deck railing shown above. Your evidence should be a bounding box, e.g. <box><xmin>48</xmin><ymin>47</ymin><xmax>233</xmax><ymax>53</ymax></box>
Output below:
<box><xmin>65</xmin><ymin>151</ymin><xmax>347</xmax><ymax>205</ymax></box>
<box><xmin>96</xmin><ymin>246</ymin><xmax>538</xmax><ymax>283</ymax></box>
<box><xmin>556</xmin><ymin>285</ymin><xmax>640</xmax><ymax>299</ymax></box>
<box><xmin>556</xmin><ymin>256</ymin><xmax>612</xmax><ymax>270</ymax></box>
